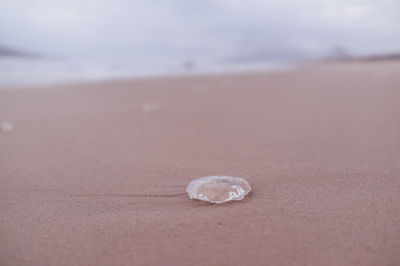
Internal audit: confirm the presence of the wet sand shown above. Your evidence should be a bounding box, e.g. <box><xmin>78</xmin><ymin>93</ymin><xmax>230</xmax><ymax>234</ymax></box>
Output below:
<box><xmin>1</xmin><ymin>61</ymin><xmax>400</xmax><ymax>265</ymax></box>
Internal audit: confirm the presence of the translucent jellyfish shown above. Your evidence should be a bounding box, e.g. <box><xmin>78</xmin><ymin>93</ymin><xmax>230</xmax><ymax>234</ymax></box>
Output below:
<box><xmin>186</xmin><ymin>176</ymin><xmax>251</xmax><ymax>204</ymax></box>
<box><xmin>1</xmin><ymin>122</ymin><xmax>14</xmax><ymax>133</ymax></box>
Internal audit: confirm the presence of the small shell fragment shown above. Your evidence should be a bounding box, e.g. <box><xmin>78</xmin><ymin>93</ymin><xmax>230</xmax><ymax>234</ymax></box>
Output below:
<box><xmin>1</xmin><ymin>122</ymin><xmax>14</xmax><ymax>133</ymax></box>
<box><xmin>141</xmin><ymin>103</ymin><xmax>161</xmax><ymax>114</ymax></box>
<box><xmin>186</xmin><ymin>176</ymin><xmax>251</xmax><ymax>204</ymax></box>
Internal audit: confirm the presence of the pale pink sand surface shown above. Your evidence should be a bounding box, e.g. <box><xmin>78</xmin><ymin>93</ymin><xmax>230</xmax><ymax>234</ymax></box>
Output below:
<box><xmin>1</xmin><ymin>62</ymin><xmax>400</xmax><ymax>265</ymax></box>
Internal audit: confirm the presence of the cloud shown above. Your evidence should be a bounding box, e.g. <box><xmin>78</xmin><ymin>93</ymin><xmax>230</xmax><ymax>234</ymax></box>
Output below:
<box><xmin>0</xmin><ymin>0</ymin><xmax>399</xmax><ymax>65</ymax></box>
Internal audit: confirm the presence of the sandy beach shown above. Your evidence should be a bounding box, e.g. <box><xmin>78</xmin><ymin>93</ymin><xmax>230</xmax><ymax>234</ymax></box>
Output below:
<box><xmin>1</xmin><ymin>61</ymin><xmax>400</xmax><ymax>265</ymax></box>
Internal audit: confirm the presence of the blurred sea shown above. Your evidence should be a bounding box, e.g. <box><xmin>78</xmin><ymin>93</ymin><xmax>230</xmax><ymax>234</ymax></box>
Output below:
<box><xmin>0</xmin><ymin>58</ymin><xmax>292</xmax><ymax>88</ymax></box>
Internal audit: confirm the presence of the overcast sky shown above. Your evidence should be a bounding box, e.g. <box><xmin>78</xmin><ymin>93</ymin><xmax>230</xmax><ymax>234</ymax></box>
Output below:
<box><xmin>1</xmin><ymin>0</ymin><xmax>399</xmax><ymax>65</ymax></box>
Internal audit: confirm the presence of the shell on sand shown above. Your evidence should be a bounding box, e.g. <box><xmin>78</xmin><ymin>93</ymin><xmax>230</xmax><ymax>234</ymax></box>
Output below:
<box><xmin>186</xmin><ymin>176</ymin><xmax>251</xmax><ymax>204</ymax></box>
<box><xmin>141</xmin><ymin>103</ymin><xmax>161</xmax><ymax>114</ymax></box>
<box><xmin>1</xmin><ymin>122</ymin><xmax>14</xmax><ymax>133</ymax></box>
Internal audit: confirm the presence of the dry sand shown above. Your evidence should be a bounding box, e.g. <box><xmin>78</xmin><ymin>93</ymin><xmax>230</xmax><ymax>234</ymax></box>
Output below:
<box><xmin>1</xmin><ymin>61</ymin><xmax>400</xmax><ymax>266</ymax></box>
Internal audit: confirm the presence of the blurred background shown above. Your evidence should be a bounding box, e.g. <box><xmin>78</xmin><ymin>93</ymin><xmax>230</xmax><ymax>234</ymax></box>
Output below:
<box><xmin>0</xmin><ymin>0</ymin><xmax>399</xmax><ymax>86</ymax></box>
